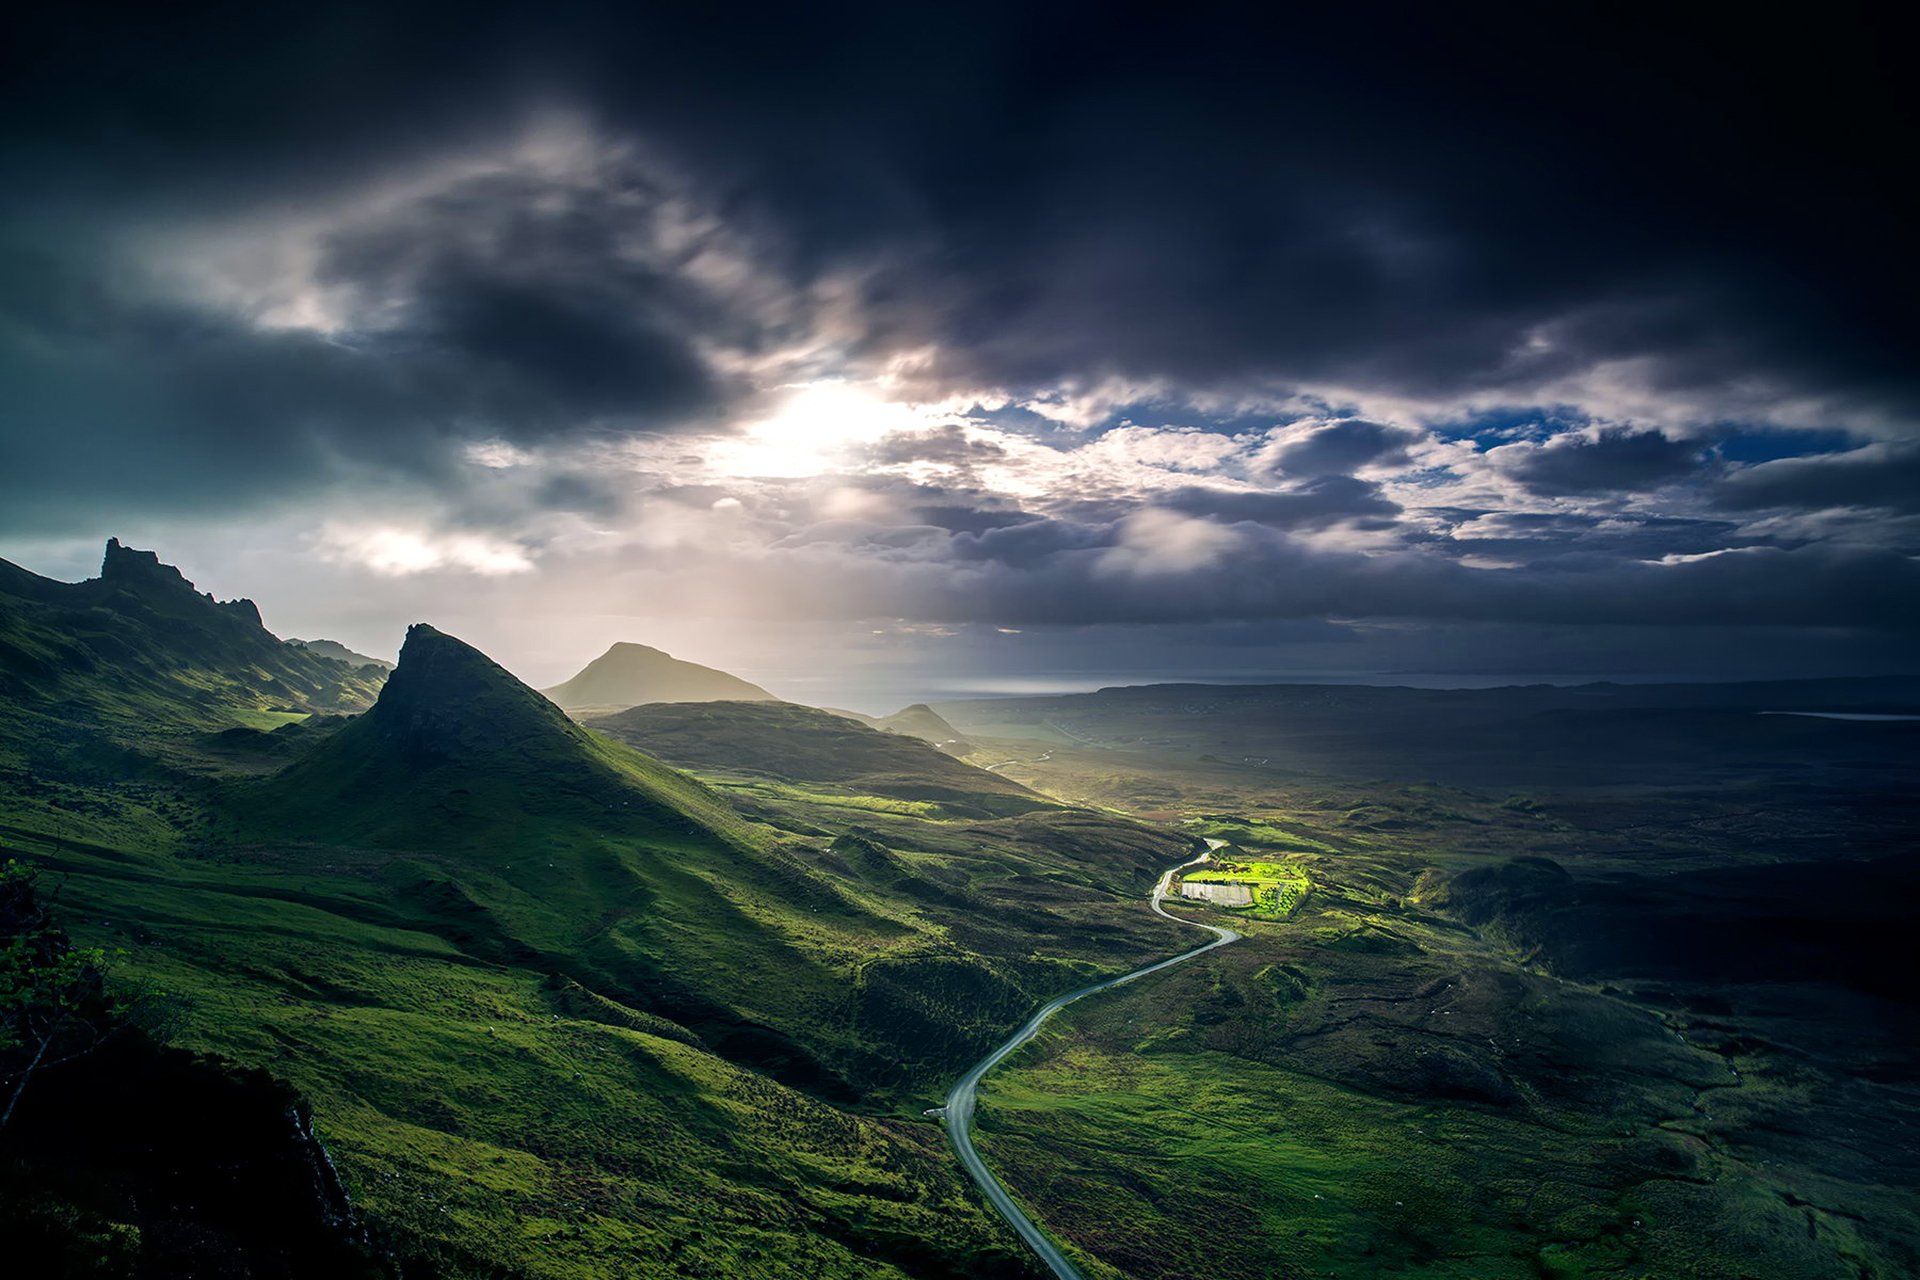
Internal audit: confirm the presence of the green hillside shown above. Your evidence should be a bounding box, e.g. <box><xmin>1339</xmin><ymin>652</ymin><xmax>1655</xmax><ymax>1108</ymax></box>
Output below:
<box><xmin>542</xmin><ymin>641</ymin><xmax>780</xmax><ymax>714</ymax></box>
<box><xmin>0</xmin><ymin>586</ymin><xmax>1201</xmax><ymax>1278</ymax></box>
<box><xmin>247</xmin><ymin>624</ymin><xmax>744</xmax><ymax>853</ymax></box>
<box><xmin>0</xmin><ymin>539</ymin><xmax>385</xmax><ymax>737</ymax></box>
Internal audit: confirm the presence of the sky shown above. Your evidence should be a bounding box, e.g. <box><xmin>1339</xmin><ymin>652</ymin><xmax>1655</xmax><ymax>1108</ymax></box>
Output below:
<box><xmin>2</xmin><ymin>3</ymin><xmax>1915</xmax><ymax>709</ymax></box>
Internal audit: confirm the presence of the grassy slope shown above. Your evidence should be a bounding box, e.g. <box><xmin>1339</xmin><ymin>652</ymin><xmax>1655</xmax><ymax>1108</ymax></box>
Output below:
<box><xmin>9</xmin><ymin>819</ymin><xmax>1029</xmax><ymax>1280</ymax></box>
<box><xmin>871</xmin><ymin>704</ymin><xmax>965</xmax><ymax>747</ymax></box>
<box><xmin>590</xmin><ymin>701</ymin><xmax>1041</xmax><ymax>818</ymax></box>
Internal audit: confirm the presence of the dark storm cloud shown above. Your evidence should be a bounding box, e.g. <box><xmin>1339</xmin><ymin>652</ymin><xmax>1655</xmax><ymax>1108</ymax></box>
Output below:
<box><xmin>1262</xmin><ymin>420</ymin><xmax>1425</xmax><ymax>477</ymax></box>
<box><xmin>808</xmin><ymin>527</ymin><xmax>1920</xmax><ymax>633</ymax></box>
<box><xmin>1436</xmin><ymin>512</ymin><xmax>1759</xmax><ymax>561</ymax></box>
<box><xmin>0</xmin><ymin>265</ymin><xmax>723</xmax><ymax>534</ymax></box>
<box><xmin>0</xmin><ymin>269</ymin><xmax>440</xmax><ymax>530</ymax></box>
<box><xmin>0</xmin><ymin>146</ymin><xmax>764</xmax><ymax>531</ymax></box>
<box><xmin>1498</xmin><ymin>428</ymin><xmax>1709</xmax><ymax>496</ymax></box>
<box><xmin>1715</xmin><ymin>442</ymin><xmax>1920</xmax><ymax>513</ymax></box>
<box><xmin>8</xmin><ymin>2</ymin><xmax>1914</xmax><ymax>430</ymax></box>
<box><xmin>947</xmin><ymin>518</ymin><xmax>1110</xmax><ymax>569</ymax></box>
<box><xmin>1157</xmin><ymin>478</ymin><xmax>1401</xmax><ymax>529</ymax></box>
<box><xmin>311</xmin><ymin>167</ymin><xmax>749</xmax><ymax>425</ymax></box>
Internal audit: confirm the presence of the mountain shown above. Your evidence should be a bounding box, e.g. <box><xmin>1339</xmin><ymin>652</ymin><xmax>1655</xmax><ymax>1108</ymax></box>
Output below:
<box><xmin>541</xmin><ymin>641</ymin><xmax>779</xmax><ymax>713</ymax></box>
<box><xmin>252</xmin><ymin>624</ymin><xmax>740</xmax><ymax>854</ymax></box>
<box><xmin>591</xmin><ymin>700</ymin><xmax>1044</xmax><ymax>818</ymax></box>
<box><xmin>287</xmin><ymin>637</ymin><xmax>393</xmax><ymax>671</ymax></box>
<box><xmin>0</xmin><ymin>539</ymin><xmax>385</xmax><ymax>735</ymax></box>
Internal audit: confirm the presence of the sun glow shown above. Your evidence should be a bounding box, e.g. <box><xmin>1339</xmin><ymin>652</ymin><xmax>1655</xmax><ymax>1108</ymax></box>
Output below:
<box><xmin>709</xmin><ymin>380</ymin><xmax>939</xmax><ymax>478</ymax></box>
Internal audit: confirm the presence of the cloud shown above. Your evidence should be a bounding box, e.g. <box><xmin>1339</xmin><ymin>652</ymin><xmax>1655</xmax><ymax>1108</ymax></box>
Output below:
<box><xmin>1488</xmin><ymin>427</ymin><xmax>1709</xmax><ymax>496</ymax></box>
<box><xmin>1716</xmin><ymin>442</ymin><xmax>1920</xmax><ymax>513</ymax></box>
<box><xmin>867</xmin><ymin>423</ymin><xmax>1005</xmax><ymax>468</ymax></box>
<box><xmin>1095</xmin><ymin>509</ymin><xmax>1245</xmax><ymax>579</ymax></box>
<box><xmin>1258</xmin><ymin>418</ymin><xmax>1427</xmax><ymax>477</ymax></box>
<box><xmin>0</xmin><ymin>122</ymin><xmax>809</xmax><ymax>535</ymax></box>
<box><xmin>1</xmin><ymin>3</ymin><xmax>1913</xmax><ymax>687</ymax></box>
<box><xmin>1158</xmin><ymin>477</ymin><xmax>1402</xmax><ymax>529</ymax></box>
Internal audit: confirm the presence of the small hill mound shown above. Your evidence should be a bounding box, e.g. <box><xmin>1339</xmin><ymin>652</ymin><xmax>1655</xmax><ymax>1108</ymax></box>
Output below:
<box><xmin>0</xmin><ymin>539</ymin><xmax>385</xmax><ymax>733</ymax></box>
<box><xmin>590</xmin><ymin>700</ymin><xmax>1048</xmax><ymax>818</ymax></box>
<box><xmin>251</xmin><ymin>625</ymin><xmax>740</xmax><ymax>853</ymax></box>
<box><xmin>542</xmin><ymin>642</ymin><xmax>779</xmax><ymax>714</ymax></box>
<box><xmin>874</xmin><ymin>703</ymin><xmax>966</xmax><ymax>748</ymax></box>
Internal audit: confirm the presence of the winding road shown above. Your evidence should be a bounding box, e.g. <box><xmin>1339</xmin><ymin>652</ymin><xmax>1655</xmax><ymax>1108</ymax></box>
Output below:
<box><xmin>936</xmin><ymin>841</ymin><xmax>1239</xmax><ymax>1279</ymax></box>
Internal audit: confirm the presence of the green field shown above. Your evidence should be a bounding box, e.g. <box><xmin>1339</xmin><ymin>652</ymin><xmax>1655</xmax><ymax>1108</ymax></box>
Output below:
<box><xmin>1177</xmin><ymin>857</ymin><xmax>1311</xmax><ymax>917</ymax></box>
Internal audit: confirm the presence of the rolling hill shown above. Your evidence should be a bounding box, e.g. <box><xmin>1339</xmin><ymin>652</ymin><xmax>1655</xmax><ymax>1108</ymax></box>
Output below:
<box><xmin>873</xmin><ymin>703</ymin><xmax>967</xmax><ymax>748</ymax></box>
<box><xmin>541</xmin><ymin>641</ymin><xmax>779</xmax><ymax>714</ymax></box>
<box><xmin>590</xmin><ymin>700</ymin><xmax>1039</xmax><ymax>818</ymax></box>
<box><xmin>231</xmin><ymin>625</ymin><xmax>1189</xmax><ymax>1102</ymax></box>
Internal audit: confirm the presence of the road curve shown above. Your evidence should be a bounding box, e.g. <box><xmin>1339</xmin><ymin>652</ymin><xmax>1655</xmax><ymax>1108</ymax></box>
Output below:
<box><xmin>938</xmin><ymin>841</ymin><xmax>1239</xmax><ymax>1279</ymax></box>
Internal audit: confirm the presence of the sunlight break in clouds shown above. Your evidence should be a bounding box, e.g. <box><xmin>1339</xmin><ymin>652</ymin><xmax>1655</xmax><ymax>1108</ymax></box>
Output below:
<box><xmin>707</xmin><ymin>380</ymin><xmax>949</xmax><ymax>479</ymax></box>
<box><xmin>320</xmin><ymin>525</ymin><xmax>534</xmax><ymax>576</ymax></box>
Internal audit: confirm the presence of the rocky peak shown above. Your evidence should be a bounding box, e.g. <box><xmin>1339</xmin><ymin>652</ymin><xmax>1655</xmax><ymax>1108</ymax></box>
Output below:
<box><xmin>100</xmin><ymin>537</ymin><xmax>193</xmax><ymax>592</ymax></box>
<box><xmin>365</xmin><ymin>624</ymin><xmax>575</xmax><ymax>761</ymax></box>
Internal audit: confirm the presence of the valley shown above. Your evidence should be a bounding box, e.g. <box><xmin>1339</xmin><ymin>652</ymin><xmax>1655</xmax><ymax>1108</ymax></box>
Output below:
<box><xmin>939</xmin><ymin>846</ymin><xmax>1240</xmax><ymax>1280</ymax></box>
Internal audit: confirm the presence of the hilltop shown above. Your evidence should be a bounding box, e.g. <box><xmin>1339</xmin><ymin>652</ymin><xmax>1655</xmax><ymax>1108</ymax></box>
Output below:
<box><xmin>240</xmin><ymin>624</ymin><xmax>1185</xmax><ymax>1101</ymax></box>
<box><xmin>541</xmin><ymin>641</ymin><xmax>780</xmax><ymax>714</ymax></box>
<box><xmin>874</xmin><ymin>703</ymin><xmax>967</xmax><ymax>748</ymax></box>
